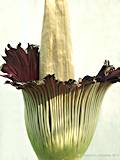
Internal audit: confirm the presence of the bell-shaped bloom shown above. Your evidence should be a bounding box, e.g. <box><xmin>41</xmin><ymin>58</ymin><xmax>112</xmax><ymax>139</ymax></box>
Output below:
<box><xmin>1</xmin><ymin>0</ymin><xmax>120</xmax><ymax>160</ymax></box>
<box><xmin>1</xmin><ymin>44</ymin><xmax>120</xmax><ymax>160</ymax></box>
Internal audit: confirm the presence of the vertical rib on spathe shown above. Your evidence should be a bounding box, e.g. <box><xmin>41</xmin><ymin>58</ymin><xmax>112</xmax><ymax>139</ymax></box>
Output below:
<box><xmin>22</xmin><ymin>76</ymin><xmax>111</xmax><ymax>160</ymax></box>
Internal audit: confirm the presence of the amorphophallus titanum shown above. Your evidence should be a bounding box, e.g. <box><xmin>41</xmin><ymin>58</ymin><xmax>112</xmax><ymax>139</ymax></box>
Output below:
<box><xmin>0</xmin><ymin>0</ymin><xmax>120</xmax><ymax>160</ymax></box>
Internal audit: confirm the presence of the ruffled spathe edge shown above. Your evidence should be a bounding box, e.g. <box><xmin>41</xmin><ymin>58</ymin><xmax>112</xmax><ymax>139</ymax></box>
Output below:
<box><xmin>3</xmin><ymin>66</ymin><xmax>120</xmax><ymax>91</ymax></box>
<box><xmin>0</xmin><ymin>44</ymin><xmax>120</xmax><ymax>90</ymax></box>
<box><xmin>0</xmin><ymin>43</ymin><xmax>39</xmax><ymax>82</ymax></box>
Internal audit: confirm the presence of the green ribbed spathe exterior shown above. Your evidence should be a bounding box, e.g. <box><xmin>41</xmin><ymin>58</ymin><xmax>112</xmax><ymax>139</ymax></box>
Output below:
<box><xmin>22</xmin><ymin>77</ymin><xmax>111</xmax><ymax>160</ymax></box>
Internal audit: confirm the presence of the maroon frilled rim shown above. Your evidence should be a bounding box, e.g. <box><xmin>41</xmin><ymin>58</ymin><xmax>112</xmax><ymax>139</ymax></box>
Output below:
<box><xmin>0</xmin><ymin>43</ymin><xmax>39</xmax><ymax>82</ymax></box>
<box><xmin>3</xmin><ymin>69</ymin><xmax>120</xmax><ymax>90</ymax></box>
<box><xmin>0</xmin><ymin>44</ymin><xmax>120</xmax><ymax>89</ymax></box>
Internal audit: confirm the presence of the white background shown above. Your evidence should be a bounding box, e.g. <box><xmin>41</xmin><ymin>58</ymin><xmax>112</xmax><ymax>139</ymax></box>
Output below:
<box><xmin>0</xmin><ymin>0</ymin><xmax>120</xmax><ymax>159</ymax></box>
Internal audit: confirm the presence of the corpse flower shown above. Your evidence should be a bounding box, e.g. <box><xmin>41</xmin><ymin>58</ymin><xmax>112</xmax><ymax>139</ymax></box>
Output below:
<box><xmin>1</xmin><ymin>0</ymin><xmax>120</xmax><ymax>160</ymax></box>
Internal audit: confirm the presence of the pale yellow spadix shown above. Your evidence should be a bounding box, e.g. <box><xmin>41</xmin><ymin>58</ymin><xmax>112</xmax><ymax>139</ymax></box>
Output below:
<box><xmin>40</xmin><ymin>0</ymin><xmax>74</xmax><ymax>81</ymax></box>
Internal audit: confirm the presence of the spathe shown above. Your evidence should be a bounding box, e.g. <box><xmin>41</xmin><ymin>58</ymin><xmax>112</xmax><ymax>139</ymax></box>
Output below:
<box><xmin>1</xmin><ymin>45</ymin><xmax>120</xmax><ymax>159</ymax></box>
